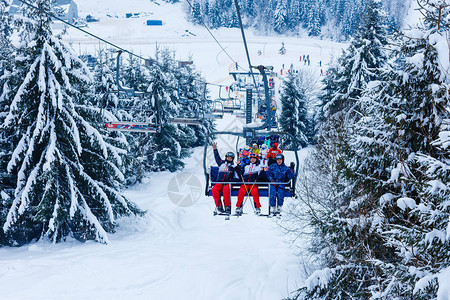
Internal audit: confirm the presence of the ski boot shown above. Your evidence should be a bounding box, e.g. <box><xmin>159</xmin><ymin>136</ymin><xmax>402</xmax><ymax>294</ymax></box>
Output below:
<box><xmin>216</xmin><ymin>204</ymin><xmax>225</xmax><ymax>214</ymax></box>
<box><xmin>235</xmin><ymin>207</ymin><xmax>243</xmax><ymax>216</ymax></box>
<box><xmin>224</xmin><ymin>206</ymin><xmax>231</xmax><ymax>215</ymax></box>
<box><xmin>269</xmin><ymin>206</ymin><xmax>276</xmax><ymax>217</ymax></box>
<box><xmin>255</xmin><ymin>207</ymin><xmax>261</xmax><ymax>215</ymax></box>
<box><xmin>276</xmin><ymin>206</ymin><xmax>282</xmax><ymax>216</ymax></box>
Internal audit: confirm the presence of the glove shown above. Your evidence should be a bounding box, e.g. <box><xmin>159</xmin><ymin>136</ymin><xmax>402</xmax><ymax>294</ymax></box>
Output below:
<box><xmin>290</xmin><ymin>162</ymin><xmax>295</xmax><ymax>170</ymax></box>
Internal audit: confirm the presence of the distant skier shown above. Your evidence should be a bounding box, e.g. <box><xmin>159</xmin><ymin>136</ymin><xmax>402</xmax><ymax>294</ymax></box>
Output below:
<box><xmin>266</xmin><ymin>154</ymin><xmax>295</xmax><ymax>216</ymax></box>
<box><xmin>235</xmin><ymin>153</ymin><xmax>267</xmax><ymax>215</ymax></box>
<box><xmin>235</xmin><ymin>62</ymin><xmax>239</xmax><ymax>70</ymax></box>
<box><xmin>211</xmin><ymin>142</ymin><xmax>239</xmax><ymax>214</ymax></box>
<box><xmin>279</xmin><ymin>42</ymin><xmax>286</xmax><ymax>55</ymax></box>
<box><xmin>282</xmin><ymin>63</ymin><xmax>285</xmax><ymax>69</ymax></box>
<box><xmin>320</xmin><ymin>69</ymin><xmax>323</xmax><ymax>76</ymax></box>
<box><xmin>319</xmin><ymin>60</ymin><xmax>322</xmax><ymax>67</ymax></box>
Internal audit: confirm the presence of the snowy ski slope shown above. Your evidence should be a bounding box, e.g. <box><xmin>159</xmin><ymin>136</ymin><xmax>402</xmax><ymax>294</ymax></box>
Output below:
<box><xmin>1</xmin><ymin>1</ymin><xmax>347</xmax><ymax>299</ymax></box>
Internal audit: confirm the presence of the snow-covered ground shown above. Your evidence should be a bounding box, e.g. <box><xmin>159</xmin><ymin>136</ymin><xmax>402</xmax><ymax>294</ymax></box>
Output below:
<box><xmin>0</xmin><ymin>1</ymin><xmax>347</xmax><ymax>299</ymax></box>
<box><xmin>0</xmin><ymin>116</ymin><xmax>310</xmax><ymax>300</ymax></box>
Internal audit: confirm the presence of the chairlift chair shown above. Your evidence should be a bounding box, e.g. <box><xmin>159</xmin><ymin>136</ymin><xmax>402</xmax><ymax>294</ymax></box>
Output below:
<box><xmin>203</xmin><ymin>65</ymin><xmax>300</xmax><ymax>214</ymax></box>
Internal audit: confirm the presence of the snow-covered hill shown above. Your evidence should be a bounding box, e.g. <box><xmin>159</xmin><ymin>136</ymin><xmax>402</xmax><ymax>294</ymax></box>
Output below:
<box><xmin>64</xmin><ymin>0</ymin><xmax>345</xmax><ymax>87</ymax></box>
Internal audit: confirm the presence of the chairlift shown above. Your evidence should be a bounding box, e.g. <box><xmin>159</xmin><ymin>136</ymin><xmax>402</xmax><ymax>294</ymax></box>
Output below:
<box><xmin>105</xmin><ymin>121</ymin><xmax>158</xmax><ymax>133</ymax></box>
<box><xmin>203</xmin><ymin>131</ymin><xmax>299</xmax><ymax>215</ymax></box>
<box><xmin>203</xmin><ymin>65</ymin><xmax>300</xmax><ymax>214</ymax></box>
<box><xmin>103</xmin><ymin>51</ymin><xmax>158</xmax><ymax>133</ymax></box>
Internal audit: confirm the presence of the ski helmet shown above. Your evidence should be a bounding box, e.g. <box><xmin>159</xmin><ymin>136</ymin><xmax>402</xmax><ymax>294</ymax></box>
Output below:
<box><xmin>261</xmin><ymin>144</ymin><xmax>268</xmax><ymax>150</ymax></box>
<box><xmin>249</xmin><ymin>153</ymin><xmax>258</xmax><ymax>160</ymax></box>
<box><xmin>225</xmin><ymin>152</ymin><xmax>235</xmax><ymax>160</ymax></box>
<box><xmin>252</xmin><ymin>143</ymin><xmax>258</xmax><ymax>148</ymax></box>
<box><xmin>275</xmin><ymin>154</ymin><xmax>284</xmax><ymax>161</ymax></box>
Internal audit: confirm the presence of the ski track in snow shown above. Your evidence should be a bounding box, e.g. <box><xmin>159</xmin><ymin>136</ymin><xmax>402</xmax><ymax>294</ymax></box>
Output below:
<box><xmin>1</xmin><ymin>1</ymin><xmax>345</xmax><ymax>298</ymax></box>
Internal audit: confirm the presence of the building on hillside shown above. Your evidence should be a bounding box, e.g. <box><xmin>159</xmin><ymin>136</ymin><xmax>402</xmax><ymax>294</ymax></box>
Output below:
<box><xmin>8</xmin><ymin>0</ymin><xmax>78</xmax><ymax>24</ymax></box>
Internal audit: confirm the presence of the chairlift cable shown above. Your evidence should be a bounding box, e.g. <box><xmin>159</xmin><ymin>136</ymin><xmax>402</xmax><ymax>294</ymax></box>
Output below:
<box><xmin>232</xmin><ymin>0</ymin><xmax>260</xmax><ymax>98</ymax></box>
<box><xmin>185</xmin><ymin>0</ymin><xmax>247</xmax><ymax>72</ymax></box>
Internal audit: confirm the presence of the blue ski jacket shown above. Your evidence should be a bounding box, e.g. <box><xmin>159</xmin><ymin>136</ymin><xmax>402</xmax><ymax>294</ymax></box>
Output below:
<box><xmin>267</xmin><ymin>163</ymin><xmax>295</xmax><ymax>184</ymax></box>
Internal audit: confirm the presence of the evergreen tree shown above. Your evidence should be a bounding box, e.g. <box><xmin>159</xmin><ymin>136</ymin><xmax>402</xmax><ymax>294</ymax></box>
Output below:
<box><xmin>296</xmin><ymin>0</ymin><xmax>449</xmax><ymax>298</ymax></box>
<box><xmin>274</xmin><ymin>0</ymin><xmax>289</xmax><ymax>33</ymax></box>
<box><xmin>145</xmin><ymin>48</ymin><xmax>187</xmax><ymax>172</ymax></box>
<box><xmin>343</xmin><ymin>1</ymin><xmax>449</xmax><ymax>296</ymax></box>
<box><xmin>0</xmin><ymin>0</ymin><xmax>15</xmax><ymax>246</ymax></box>
<box><xmin>319</xmin><ymin>0</ymin><xmax>388</xmax><ymax>121</ymax></box>
<box><xmin>1</xmin><ymin>0</ymin><xmax>142</xmax><ymax>245</ymax></box>
<box><xmin>176</xmin><ymin>61</ymin><xmax>215</xmax><ymax>148</ymax></box>
<box><xmin>295</xmin><ymin>0</ymin><xmax>393</xmax><ymax>297</ymax></box>
<box><xmin>122</xmin><ymin>53</ymin><xmax>149</xmax><ymax>93</ymax></box>
<box><xmin>279</xmin><ymin>72</ymin><xmax>309</xmax><ymax>149</ymax></box>
<box><xmin>190</xmin><ymin>0</ymin><xmax>202</xmax><ymax>24</ymax></box>
<box><xmin>306</xmin><ymin>1</ymin><xmax>322</xmax><ymax>36</ymax></box>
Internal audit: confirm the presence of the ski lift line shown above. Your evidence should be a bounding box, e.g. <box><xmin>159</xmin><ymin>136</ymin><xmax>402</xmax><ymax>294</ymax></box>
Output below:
<box><xmin>232</xmin><ymin>0</ymin><xmax>260</xmax><ymax>98</ymax></box>
<box><xmin>185</xmin><ymin>0</ymin><xmax>248</xmax><ymax>73</ymax></box>
<box><xmin>16</xmin><ymin>0</ymin><xmax>230</xmax><ymax>89</ymax></box>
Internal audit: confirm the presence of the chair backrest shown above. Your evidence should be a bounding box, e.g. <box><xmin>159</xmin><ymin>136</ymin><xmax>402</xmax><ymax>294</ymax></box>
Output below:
<box><xmin>210</xmin><ymin>166</ymin><xmax>219</xmax><ymax>184</ymax></box>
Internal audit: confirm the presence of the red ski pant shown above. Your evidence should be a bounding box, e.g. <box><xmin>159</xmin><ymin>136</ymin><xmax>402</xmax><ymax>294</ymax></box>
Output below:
<box><xmin>212</xmin><ymin>184</ymin><xmax>232</xmax><ymax>207</ymax></box>
<box><xmin>236</xmin><ymin>184</ymin><xmax>261</xmax><ymax>208</ymax></box>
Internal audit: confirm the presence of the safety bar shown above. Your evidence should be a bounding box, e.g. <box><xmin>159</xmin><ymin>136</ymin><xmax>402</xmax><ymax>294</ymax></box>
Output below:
<box><xmin>210</xmin><ymin>180</ymin><xmax>292</xmax><ymax>185</ymax></box>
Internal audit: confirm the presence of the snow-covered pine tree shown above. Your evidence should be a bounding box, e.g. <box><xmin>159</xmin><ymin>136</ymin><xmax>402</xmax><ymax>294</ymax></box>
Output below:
<box><xmin>176</xmin><ymin>60</ymin><xmax>215</xmax><ymax>148</ymax></box>
<box><xmin>0</xmin><ymin>0</ymin><xmax>14</xmax><ymax>246</ymax></box>
<box><xmin>145</xmin><ymin>48</ymin><xmax>187</xmax><ymax>172</ymax></box>
<box><xmin>319</xmin><ymin>0</ymin><xmax>388</xmax><ymax>121</ymax></box>
<box><xmin>190</xmin><ymin>0</ymin><xmax>202</xmax><ymax>24</ymax></box>
<box><xmin>90</xmin><ymin>48</ymin><xmax>139</xmax><ymax>185</ymax></box>
<box><xmin>342</xmin><ymin>1</ymin><xmax>449</xmax><ymax>297</ymax></box>
<box><xmin>279</xmin><ymin>72</ymin><xmax>309</xmax><ymax>149</ymax></box>
<box><xmin>273</xmin><ymin>0</ymin><xmax>288</xmax><ymax>33</ymax></box>
<box><xmin>306</xmin><ymin>1</ymin><xmax>322</xmax><ymax>36</ymax></box>
<box><xmin>122</xmin><ymin>52</ymin><xmax>150</xmax><ymax>93</ymax></box>
<box><xmin>2</xmin><ymin>0</ymin><xmax>142</xmax><ymax>245</ymax></box>
<box><xmin>295</xmin><ymin>0</ymin><xmax>392</xmax><ymax>298</ymax></box>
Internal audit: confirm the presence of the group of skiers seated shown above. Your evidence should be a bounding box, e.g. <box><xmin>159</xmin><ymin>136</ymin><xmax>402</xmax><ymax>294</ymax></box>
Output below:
<box><xmin>211</xmin><ymin>142</ymin><xmax>295</xmax><ymax>217</ymax></box>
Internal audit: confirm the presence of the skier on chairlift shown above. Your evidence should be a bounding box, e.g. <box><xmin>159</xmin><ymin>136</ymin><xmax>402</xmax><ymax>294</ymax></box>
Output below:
<box><xmin>250</xmin><ymin>143</ymin><xmax>259</xmax><ymax>155</ymax></box>
<box><xmin>267</xmin><ymin>142</ymin><xmax>282</xmax><ymax>166</ymax></box>
<box><xmin>259</xmin><ymin>144</ymin><xmax>269</xmax><ymax>168</ymax></box>
<box><xmin>239</xmin><ymin>146</ymin><xmax>251</xmax><ymax>167</ymax></box>
<box><xmin>212</xmin><ymin>142</ymin><xmax>239</xmax><ymax>215</ymax></box>
<box><xmin>235</xmin><ymin>153</ymin><xmax>267</xmax><ymax>216</ymax></box>
<box><xmin>266</xmin><ymin>153</ymin><xmax>295</xmax><ymax>216</ymax></box>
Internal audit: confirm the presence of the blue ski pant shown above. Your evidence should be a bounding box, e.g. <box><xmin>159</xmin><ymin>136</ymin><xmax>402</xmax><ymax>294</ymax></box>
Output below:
<box><xmin>269</xmin><ymin>184</ymin><xmax>286</xmax><ymax>207</ymax></box>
